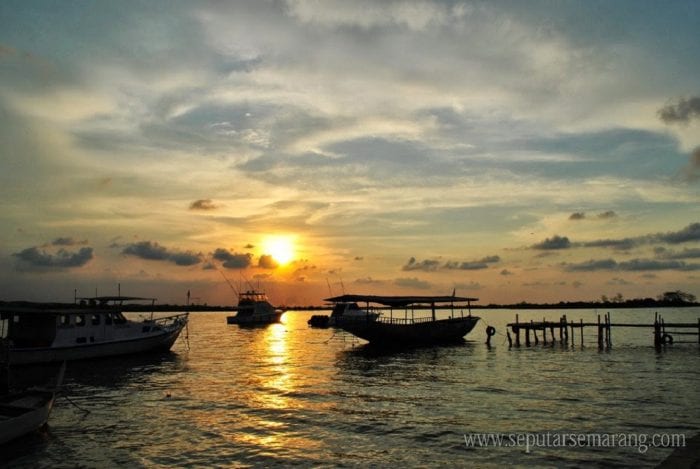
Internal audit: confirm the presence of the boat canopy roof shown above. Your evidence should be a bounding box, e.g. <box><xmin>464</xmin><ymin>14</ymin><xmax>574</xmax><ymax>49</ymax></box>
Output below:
<box><xmin>77</xmin><ymin>296</ymin><xmax>156</xmax><ymax>302</ymax></box>
<box><xmin>324</xmin><ymin>294</ymin><xmax>478</xmax><ymax>307</ymax></box>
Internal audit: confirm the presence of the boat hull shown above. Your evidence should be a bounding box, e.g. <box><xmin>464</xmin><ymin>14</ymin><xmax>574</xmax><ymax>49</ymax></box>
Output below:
<box><xmin>337</xmin><ymin>316</ymin><xmax>480</xmax><ymax>346</ymax></box>
<box><xmin>226</xmin><ymin>311</ymin><xmax>283</xmax><ymax>325</ymax></box>
<box><xmin>6</xmin><ymin>325</ymin><xmax>185</xmax><ymax>365</ymax></box>
<box><xmin>0</xmin><ymin>390</ymin><xmax>55</xmax><ymax>445</ymax></box>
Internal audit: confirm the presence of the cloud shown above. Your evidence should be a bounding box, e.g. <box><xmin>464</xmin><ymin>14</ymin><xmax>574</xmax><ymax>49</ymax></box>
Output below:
<box><xmin>189</xmin><ymin>199</ymin><xmax>219</xmax><ymax>211</ymax></box>
<box><xmin>402</xmin><ymin>257</ymin><xmax>440</xmax><ymax>272</ymax></box>
<box><xmin>13</xmin><ymin>246</ymin><xmax>94</xmax><ymax>270</ymax></box>
<box><xmin>563</xmin><ymin>258</ymin><xmax>618</xmax><ymax>272</ymax></box>
<box><xmin>658</xmin><ymin>96</ymin><xmax>700</xmax><ymax>124</ymax></box>
<box><xmin>656</xmin><ymin>222</ymin><xmax>700</xmax><ymax>244</ymax></box>
<box><xmin>51</xmin><ymin>237</ymin><xmax>88</xmax><ymax>246</ymax></box>
<box><xmin>212</xmin><ymin>248</ymin><xmax>252</xmax><ymax>269</ymax></box>
<box><xmin>405</xmin><ymin>255</ymin><xmax>500</xmax><ymax>271</ymax></box>
<box><xmin>121</xmin><ymin>241</ymin><xmax>202</xmax><ymax>266</ymax></box>
<box><xmin>258</xmin><ymin>254</ymin><xmax>278</xmax><ymax>269</ymax></box>
<box><xmin>656</xmin><ymin>247</ymin><xmax>700</xmax><ymax>260</ymax></box>
<box><xmin>563</xmin><ymin>257</ymin><xmax>700</xmax><ymax>272</ymax></box>
<box><xmin>582</xmin><ymin>238</ymin><xmax>637</xmax><ymax>251</ymax></box>
<box><xmin>569</xmin><ymin>211</ymin><xmax>616</xmax><ymax>221</ymax></box>
<box><xmin>393</xmin><ymin>277</ymin><xmax>432</xmax><ymax>290</ymax></box>
<box><xmin>682</xmin><ymin>147</ymin><xmax>700</xmax><ymax>182</ymax></box>
<box><xmin>532</xmin><ymin>235</ymin><xmax>571</xmax><ymax>250</ymax></box>
<box><xmin>445</xmin><ymin>255</ymin><xmax>501</xmax><ymax>270</ymax></box>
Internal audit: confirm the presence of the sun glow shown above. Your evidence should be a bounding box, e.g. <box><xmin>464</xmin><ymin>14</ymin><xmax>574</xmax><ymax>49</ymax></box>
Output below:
<box><xmin>261</xmin><ymin>235</ymin><xmax>295</xmax><ymax>266</ymax></box>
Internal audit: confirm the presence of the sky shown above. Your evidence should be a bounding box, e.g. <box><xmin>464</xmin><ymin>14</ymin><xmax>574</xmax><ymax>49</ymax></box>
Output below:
<box><xmin>1</xmin><ymin>0</ymin><xmax>699</xmax><ymax>307</ymax></box>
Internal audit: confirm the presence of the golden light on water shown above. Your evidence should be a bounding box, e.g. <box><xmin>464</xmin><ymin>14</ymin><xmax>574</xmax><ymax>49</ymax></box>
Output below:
<box><xmin>261</xmin><ymin>235</ymin><xmax>296</xmax><ymax>266</ymax></box>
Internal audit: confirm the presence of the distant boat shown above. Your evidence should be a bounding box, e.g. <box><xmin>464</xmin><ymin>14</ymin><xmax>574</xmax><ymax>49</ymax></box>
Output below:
<box><xmin>325</xmin><ymin>294</ymin><xmax>480</xmax><ymax>346</ymax></box>
<box><xmin>226</xmin><ymin>290</ymin><xmax>284</xmax><ymax>325</ymax></box>
<box><xmin>0</xmin><ymin>296</ymin><xmax>188</xmax><ymax>366</ymax></box>
<box><xmin>0</xmin><ymin>362</ymin><xmax>65</xmax><ymax>445</ymax></box>
<box><xmin>308</xmin><ymin>301</ymin><xmax>380</xmax><ymax>328</ymax></box>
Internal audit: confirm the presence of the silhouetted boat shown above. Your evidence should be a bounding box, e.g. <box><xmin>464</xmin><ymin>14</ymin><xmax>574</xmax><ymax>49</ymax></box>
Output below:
<box><xmin>0</xmin><ymin>362</ymin><xmax>65</xmax><ymax>445</ymax></box>
<box><xmin>0</xmin><ymin>297</ymin><xmax>188</xmax><ymax>365</ymax></box>
<box><xmin>226</xmin><ymin>290</ymin><xmax>284</xmax><ymax>325</ymax></box>
<box><xmin>325</xmin><ymin>294</ymin><xmax>480</xmax><ymax>346</ymax></box>
<box><xmin>308</xmin><ymin>301</ymin><xmax>380</xmax><ymax>328</ymax></box>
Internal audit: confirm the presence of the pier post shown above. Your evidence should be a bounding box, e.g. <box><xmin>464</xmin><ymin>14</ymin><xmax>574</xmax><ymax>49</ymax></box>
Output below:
<box><xmin>570</xmin><ymin>322</ymin><xmax>575</xmax><ymax>346</ymax></box>
<box><xmin>507</xmin><ymin>331</ymin><xmax>513</xmax><ymax>347</ymax></box>
<box><xmin>654</xmin><ymin>315</ymin><xmax>661</xmax><ymax>346</ymax></box>
<box><xmin>563</xmin><ymin>315</ymin><xmax>568</xmax><ymax>345</ymax></box>
<box><xmin>607</xmin><ymin>312</ymin><xmax>612</xmax><ymax>348</ymax></box>
<box><xmin>515</xmin><ymin>314</ymin><xmax>521</xmax><ymax>347</ymax></box>
<box><xmin>526</xmin><ymin>325</ymin><xmax>531</xmax><ymax>347</ymax></box>
<box><xmin>580</xmin><ymin>319</ymin><xmax>584</xmax><ymax>346</ymax></box>
<box><xmin>542</xmin><ymin>317</ymin><xmax>547</xmax><ymax>345</ymax></box>
<box><xmin>597</xmin><ymin>314</ymin><xmax>603</xmax><ymax>348</ymax></box>
<box><xmin>550</xmin><ymin>325</ymin><xmax>556</xmax><ymax>344</ymax></box>
<box><xmin>559</xmin><ymin>316</ymin><xmax>564</xmax><ymax>342</ymax></box>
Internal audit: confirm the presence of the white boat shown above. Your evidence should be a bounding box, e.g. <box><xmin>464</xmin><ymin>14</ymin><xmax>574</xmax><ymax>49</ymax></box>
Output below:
<box><xmin>0</xmin><ymin>362</ymin><xmax>65</xmax><ymax>445</ymax></box>
<box><xmin>0</xmin><ymin>297</ymin><xmax>188</xmax><ymax>365</ymax></box>
<box><xmin>226</xmin><ymin>290</ymin><xmax>284</xmax><ymax>325</ymax></box>
<box><xmin>308</xmin><ymin>301</ymin><xmax>380</xmax><ymax>328</ymax></box>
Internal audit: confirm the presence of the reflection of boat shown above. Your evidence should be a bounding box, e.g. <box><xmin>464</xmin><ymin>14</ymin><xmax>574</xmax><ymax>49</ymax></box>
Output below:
<box><xmin>0</xmin><ymin>362</ymin><xmax>65</xmax><ymax>445</ymax></box>
<box><xmin>325</xmin><ymin>294</ymin><xmax>480</xmax><ymax>346</ymax></box>
<box><xmin>226</xmin><ymin>291</ymin><xmax>284</xmax><ymax>325</ymax></box>
<box><xmin>0</xmin><ymin>297</ymin><xmax>188</xmax><ymax>365</ymax></box>
<box><xmin>308</xmin><ymin>302</ymin><xmax>380</xmax><ymax>328</ymax></box>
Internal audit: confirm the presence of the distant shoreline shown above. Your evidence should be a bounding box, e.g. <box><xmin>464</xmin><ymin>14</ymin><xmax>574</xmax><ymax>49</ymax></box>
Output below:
<box><xmin>1</xmin><ymin>299</ymin><xmax>698</xmax><ymax>312</ymax></box>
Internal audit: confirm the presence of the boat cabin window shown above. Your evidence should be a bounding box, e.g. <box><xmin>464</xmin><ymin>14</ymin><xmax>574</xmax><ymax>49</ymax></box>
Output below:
<box><xmin>5</xmin><ymin>313</ymin><xmax>57</xmax><ymax>347</ymax></box>
<box><xmin>105</xmin><ymin>314</ymin><xmax>113</xmax><ymax>325</ymax></box>
<box><xmin>75</xmin><ymin>314</ymin><xmax>86</xmax><ymax>327</ymax></box>
<box><xmin>113</xmin><ymin>312</ymin><xmax>127</xmax><ymax>325</ymax></box>
<box><xmin>59</xmin><ymin>315</ymin><xmax>71</xmax><ymax>327</ymax></box>
<box><xmin>91</xmin><ymin>314</ymin><xmax>100</xmax><ymax>326</ymax></box>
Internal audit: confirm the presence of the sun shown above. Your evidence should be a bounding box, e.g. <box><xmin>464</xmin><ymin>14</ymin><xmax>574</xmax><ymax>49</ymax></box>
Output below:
<box><xmin>261</xmin><ymin>235</ymin><xmax>295</xmax><ymax>266</ymax></box>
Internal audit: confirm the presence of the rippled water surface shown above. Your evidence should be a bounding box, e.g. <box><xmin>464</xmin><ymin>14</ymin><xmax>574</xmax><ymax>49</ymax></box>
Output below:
<box><xmin>5</xmin><ymin>308</ymin><xmax>700</xmax><ymax>467</ymax></box>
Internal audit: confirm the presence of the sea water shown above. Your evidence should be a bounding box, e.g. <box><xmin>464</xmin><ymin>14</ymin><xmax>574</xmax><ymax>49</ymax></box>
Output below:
<box><xmin>4</xmin><ymin>308</ymin><xmax>699</xmax><ymax>468</ymax></box>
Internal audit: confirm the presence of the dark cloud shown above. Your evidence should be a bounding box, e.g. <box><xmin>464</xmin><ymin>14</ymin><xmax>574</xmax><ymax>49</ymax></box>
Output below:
<box><xmin>258</xmin><ymin>254</ymin><xmax>278</xmax><ymax>269</ymax></box>
<box><xmin>656</xmin><ymin>222</ymin><xmax>700</xmax><ymax>244</ymax></box>
<box><xmin>532</xmin><ymin>235</ymin><xmax>571</xmax><ymax>250</ymax></box>
<box><xmin>564</xmin><ymin>257</ymin><xmax>700</xmax><ymax>272</ymax></box>
<box><xmin>122</xmin><ymin>241</ymin><xmax>202</xmax><ymax>266</ymax></box>
<box><xmin>394</xmin><ymin>277</ymin><xmax>432</xmax><ymax>290</ymax></box>
<box><xmin>582</xmin><ymin>238</ymin><xmax>637</xmax><ymax>250</ymax></box>
<box><xmin>500</xmin><ymin>269</ymin><xmax>514</xmax><ymax>276</ymax></box>
<box><xmin>682</xmin><ymin>147</ymin><xmax>700</xmax><ymax>182</ymax></box>
<box><xmin>569</xmin><ymin>212</ymin><xmax>585</xmax><ymax>220</ymax></box>
<box><xmin>597</xmin><ymin>211</ymin><xmax>617</xmax><ymax>219</ymax></box>
<box><xmin>189</xmin><ymin>199</ymin><xmax>218</xmax><ymax>211</ymax></box>
<box><xmin>405</xmin><ymin>255</ymin><xmax>500</xmax><ymax>271</ymax></box>
<box><xmin>402</xmin><ymin>257</ymin><xmax>440</xmax><ymax>272</ymax></box>
<box><xmin>658</xmin><ymin>96</ymin><xmax>700</xmax><ymax>124</ymax></box>
<box><xmin>445</xmin><ymin>255</ymin><xmax>501</xmax><ymax>270</ymax></box>
<box><xmin>563</xmin><ymin>258</ymin><xmax>618</xmax><ymax>272</ymax></box>
<box><xmin>51</xmin><ymin>237</ymin><xmax>88</xmax><ymax>246</ymax></box>
<box><xmin>13</xmin><ymin>246</ymin><xmax>93</xmax><ymax>269</ymax></box>
<box><xmin>212</xmin><ymin>248</ymin><xmax>252</xmax><ymax>269</ymax></box>
<box><xmin>656</xmin><ymin>247</ymin><xmax>700</xmax><ymax>260</ymax></box>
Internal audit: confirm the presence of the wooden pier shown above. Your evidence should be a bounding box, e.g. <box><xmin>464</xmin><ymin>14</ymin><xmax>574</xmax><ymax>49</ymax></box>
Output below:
<box><xmin>504</xmin><ymin>312</ymin><xmax>700</xmax><ymax>349</ymax></box>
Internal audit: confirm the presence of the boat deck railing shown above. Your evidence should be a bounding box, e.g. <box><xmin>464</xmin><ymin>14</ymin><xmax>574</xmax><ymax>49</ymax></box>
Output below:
<box><xmin>340</xmin><ymin>315</ymin><xmax>474</xmax><ymax>326</ymax></box>
<box><xmin>144</xmin><ymin>312</ymin><xmax>188</xmax><ymax>327</ymax></box>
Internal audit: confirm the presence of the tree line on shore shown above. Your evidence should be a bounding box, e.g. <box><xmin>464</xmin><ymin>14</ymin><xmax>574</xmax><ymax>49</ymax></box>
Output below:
<box><xmin>0</xmin><ymin>290</ymin><xmax>696</xmax><ymax>312</ymax></box>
